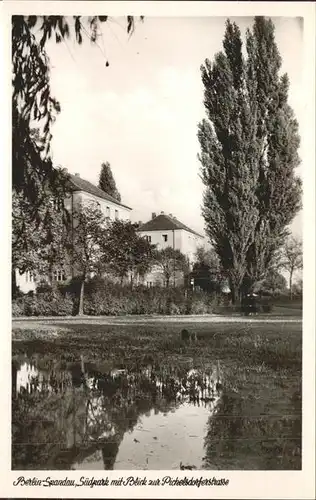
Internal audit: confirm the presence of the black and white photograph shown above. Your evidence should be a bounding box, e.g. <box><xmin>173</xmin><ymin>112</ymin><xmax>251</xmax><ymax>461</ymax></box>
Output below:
<box><xmin>3</xmin><ymin>0</ymin><xmax>315</xmax><ymax>497</ymax></box>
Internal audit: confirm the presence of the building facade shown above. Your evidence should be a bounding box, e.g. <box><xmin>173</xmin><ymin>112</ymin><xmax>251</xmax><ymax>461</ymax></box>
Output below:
<box><xmin>15</xmin><ymin>173</ymin><xmax>132</xmax><ymax>293</ymax></box>
<box><xmin>64</xmin><ymin>173</ymin><xmax>132</xmax><ymax>223</ymax></box>
<box><xmin>137</xmin><ymin>212</ymin><xmax>205</xmax><ymax>287</ymax></box>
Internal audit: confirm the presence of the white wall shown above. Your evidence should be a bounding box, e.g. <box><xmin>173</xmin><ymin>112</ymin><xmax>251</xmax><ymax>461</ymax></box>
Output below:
<box><xmin>138</xmin><ymin>229</ymin><xmax>182</xmax><ymax>252</ymax></box>
<box><xmin>15</xmin><ymin>270</ymin><xmax>36</xmax><ymax>294</ymax></box>
<box><xmin>139</xmin><ymin>228</ymin><xmax>204</xmax><ymax>263</ymax></box>
<box><xmin>138</xmin><ymin>228</ymin><xmax>205</xmax><ymax>287</ymax></box>
<box><xmin>180</xmin><ymin>231</ymin><xmax>205</xmax><ymax>263</ymax></box>
<box><xmin>142</xmin><ymin>265</ymin><xmax>185</xmax><ymax>287</ymax></box>
<box><xmin>73</xmin><ymin>191</ymin><xmax>131</xmax><ymax>222</ymax></box>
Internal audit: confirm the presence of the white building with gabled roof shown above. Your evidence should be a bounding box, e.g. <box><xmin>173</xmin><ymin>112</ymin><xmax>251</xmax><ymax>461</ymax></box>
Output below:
<box><xmin>66</xmin><ymin>173</ymin><xmax>132</xmax><ymax>219</ymax></box>
<box><xmin>138</xmin><ymin>211</ymin><xmax>205</xmax><ymax>263</ymax></box>
<box><xmin>137</xmin><ymin>211</ymin><xmax>205</xmax><ymax>287</ymax></box>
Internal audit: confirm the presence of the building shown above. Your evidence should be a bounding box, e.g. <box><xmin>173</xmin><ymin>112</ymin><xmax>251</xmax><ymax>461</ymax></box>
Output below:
<box><xmin>15</xmin><ymin>173</ymin><xmax>132</xmax><ymax>293</ymax></box>
<box><xmin>138</xmin><ymin>211</ymin><xmax>205</xmax><ymax>261</ymax></box>
<box><xmin>64</xmin><ymin>173</ymin><xmax>132</xmax><ymax>223</ymax></box>
<box><xmin>137</xmin><ymin>211</ymin><xmax>205</xmax><ymax>287</ymax></box>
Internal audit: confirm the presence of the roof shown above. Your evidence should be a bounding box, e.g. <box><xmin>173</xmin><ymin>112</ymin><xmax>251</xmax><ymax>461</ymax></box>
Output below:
<box><xmin>67</xmin><ymin>174</ymin><xmax>132</xmax><ymax>210</ymax></box>
<box><xmin>138</xmin><ymin>213</ymin><xmax>204</xmax><ymax>238</ymax></box>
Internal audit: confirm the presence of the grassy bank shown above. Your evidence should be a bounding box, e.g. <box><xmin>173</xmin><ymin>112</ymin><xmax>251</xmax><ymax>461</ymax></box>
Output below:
<box><xmin>12</xmin><ymin>319</ymin><xmax>302</xmax><ymax>470</ymax></box>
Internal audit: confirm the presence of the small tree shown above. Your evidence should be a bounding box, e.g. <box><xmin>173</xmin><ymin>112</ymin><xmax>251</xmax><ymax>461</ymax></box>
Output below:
<box><xmin>105</xmin><ymin>220</ymin><xmax>154</xmax><ymax>287</ymax></box>
<box><xmin>154</xmin><ymin>247</ymin><xmax>187</xmax><ymax>288</ymax></box>
<box><xmin>98</xmin><ymin>162</ymin><xmax>121</xmax><ymax>202</ymax></box>
<box><xmin>253</xmin><ymin>269</ymin><xmax>287</xmax><ymax>296</ymax></box>
<box><xmin>71</xmin><ymin>201</ymin><xmax>109</xmax><ymax>315</ymax></box>
<box><xmin>12</xmin><ymin>189</ymin><xmax>68</xmax><ymax>295</ymax></box>
<box><xmin>292</xmin><ymin>278</ymin><xmax>303</xmax><ymax>298</ymax></box>
<box><xmin>192</xmin><ymin>246</ymin><xmax>224</xmax><ymax>292</ymax></box>
<box><xmin>132</xmin><ymin>237</ymin><xmax>156</xmax><ymax>284</ymax></box>
<box><xmin>280</xmin><ymin>236</ymin><xmax>303</xmax><ymax>299</ymax></box>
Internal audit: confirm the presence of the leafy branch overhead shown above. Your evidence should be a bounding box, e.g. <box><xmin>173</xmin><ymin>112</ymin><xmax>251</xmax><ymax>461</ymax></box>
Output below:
<box><xmin>12</xmin><ymin>16</ymin><xmax>143</xmax><ymax>202</ymax></box>
<box><xmin>12</xmin><ymin>190</ymin><xmax>68</xmax><ymax>276</ymax></box>
<box><xmin>12</xmin><ymin>15</ymin><xmax>143</xmax><ymax>268</ymax></box>
<box><xmin>13</xmin><ymin>15</ymin><xmax>144</xmax><ymax>140</ymax></box>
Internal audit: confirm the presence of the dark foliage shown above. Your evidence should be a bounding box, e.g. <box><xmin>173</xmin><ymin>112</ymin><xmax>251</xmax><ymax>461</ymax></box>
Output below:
<box><xmin>12</xmin><ymin>278</ymin><xmax>213</xmax><ymax>317</ymax></box>
<box><xmin>98</xmin><ymin>162</ymin><xmax>121</xmax><ymax>202</ymax></box>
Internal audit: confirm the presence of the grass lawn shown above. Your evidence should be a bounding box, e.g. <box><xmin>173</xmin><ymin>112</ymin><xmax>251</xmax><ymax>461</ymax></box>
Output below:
<box><xmin>212</xmin><ymin>303</ymin><xmax>302</xmax><ymax>318</ymax></box>
<box><xmin>12</xmin><ymin>319</ymin><xmax>302</xmax><ymax>470</ymax></box>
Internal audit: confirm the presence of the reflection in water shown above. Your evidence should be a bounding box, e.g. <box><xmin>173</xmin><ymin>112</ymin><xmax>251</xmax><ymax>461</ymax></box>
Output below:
<box><xmin>12</xmin><ymin>355</ymin><xmax>223</xmax><ymax>470</ymax></box>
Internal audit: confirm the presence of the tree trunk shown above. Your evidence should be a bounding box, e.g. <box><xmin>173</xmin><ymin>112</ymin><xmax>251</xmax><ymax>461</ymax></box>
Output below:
<box><xmin>166</xmin><ymin>276</ymin><xmax>170</xmax><ymax>288</ymax></box>
<box><xmin>80</xmin><ymin>354</ymin><xmax>86</xmax><ymax>385</ymax></box>
<box><xmin>80</xmin><ymin>354</ymin><xmax>85</xmax><ymax>375</ymax></box>
<box><xmin>229</xmin><ymin>278</ymin><xmax>235</xmax><ymax>305</ymax></box>
<box><xmin>289</xmin><ymin>270</ymin><xmax>293</xmax><ymax>300</ymax></box>
<box><xmin>229</xmin><ymin>278</ymin><xmax>242</xmax><ymax>305</ymax></box>
<box><xmin>78</xmin><ymin>279</ymin><xmax>85</xmax><ymax>316</ymax></box>
<box><xmin>12</xmin><ymin>269</ymin><xmax>17</xmax><ymax>299</ymax></box>
<box><xmin>230</xmin><ymin>285</ymin><xmax>237</xmax><ymax>305</ymax></box>
<box><xmin>12</xmin><ymin>361</ymin><xmax>17</xmax><ymax>399</ymax></box>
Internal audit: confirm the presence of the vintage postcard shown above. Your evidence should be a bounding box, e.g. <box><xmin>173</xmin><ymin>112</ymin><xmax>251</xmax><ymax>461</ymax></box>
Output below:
<box><xmin>1</xmin><ymin>1</ymin><xmax>315</xmax><ymax>498</ymax></box>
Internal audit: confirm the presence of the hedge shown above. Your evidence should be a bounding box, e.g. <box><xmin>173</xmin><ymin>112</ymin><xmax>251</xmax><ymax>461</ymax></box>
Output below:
<box><xmin>12</xmin><ymin>278</ymin><xmax>214</xmax><ymax>317</ymax></box>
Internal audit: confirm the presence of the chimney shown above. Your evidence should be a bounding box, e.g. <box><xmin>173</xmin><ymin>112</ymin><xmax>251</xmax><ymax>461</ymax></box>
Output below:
<box><xmin>151</xmin><ymin>212</ymin><xmax>156</xmax><ymax>219</ymax></box>
<box><xmin>161</xmin><ymin>211</ymin><xmax>165</xmax><ymax>215</ymax></box>
<box><xmin>138</xmin><ymin>220</ymin><xmax>142</xmax><ymax>226</ymax></box>
<box><xmin>75</xmin><ymin>173</ymin><xmax>80</xmax><ymax>177</ymax></box>
<box><xmin>169</xmin><ymin>213</ymin><xmax>173</xmax><ymax>217</ymax></box>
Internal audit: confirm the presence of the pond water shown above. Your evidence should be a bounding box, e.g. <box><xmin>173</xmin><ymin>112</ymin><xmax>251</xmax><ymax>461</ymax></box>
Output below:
<box><xmin>12</xmin><ymin>355</ymin><xmax>223</xmax><ymax>470</ymax></box>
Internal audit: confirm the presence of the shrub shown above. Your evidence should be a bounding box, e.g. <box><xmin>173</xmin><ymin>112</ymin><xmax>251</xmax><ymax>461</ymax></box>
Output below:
<box><xmin>191</xmin><ymin>299</ymin><xmax>210</xmax><ymax>315</ymax></box>
<box><xmin>12</xmin><ymin>277</ymin><xmax>214</xmax><ymax>317</ymax></box>
<box><xmin>169</xmin><ymin>303</ymin><xmax>181</xmax><ymax>315</ymax></box>
<box><xmin>261</xmin><ymin>303</ymin><xmax>273</xmax><ymax>313</ymax></box>
<box><xmin>81</xmin><ymin>282</ymin><xmax>213</xmax><ymax>317</ymax></box>
<box><xmin>36</xmin><ymin>280</ymin><xmax>53</xmax><ymax>294</ymax></box>
<box><xmin>12</xmin><ymin>301</ymin><xmax>23</xmax><ymax>317</ymax></box>
<box><xmin>12</xmin><ymin>290</ymin><xmax>73</xmax><ymax>317</ymax></box>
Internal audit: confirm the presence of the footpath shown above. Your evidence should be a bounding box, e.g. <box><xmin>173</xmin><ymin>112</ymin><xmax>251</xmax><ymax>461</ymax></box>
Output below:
<box><xmin>12</xmin><ymin>313</ymin><xmax>302</xmax><ymax>328</ymax></box>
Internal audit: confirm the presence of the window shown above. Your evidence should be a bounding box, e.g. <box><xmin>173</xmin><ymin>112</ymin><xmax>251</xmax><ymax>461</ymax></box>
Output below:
<box><xmin>52</xmin><ymin>198</ymin><xmax>63</xmax><ymax>211</ymax></box>
<box><xmin>25</xmin><ymin>271</ymin><xmax>35</xmax><ymax>283</ymax></box>
<box><xmin>115</xmin><ymin>209</ymin><xmax>119</xmax><ymax>220</ymax></box>
<box><xmin>147</xmin><ymin>281</ymin><xmax>153</xmax><ymax>288</ymax></box>
<box><xmin>53</xmin><ymin>270</ymin><xmax>66</xmax><ymax>282</ymax></box>
<box><xmin>145</xmin><ymin>235</ymin><xmax>152</xmax><ymax>243</ymax></box>
<box><xmin>162</xmin><ymin>234</ymin><xmax>168</xmax><ymax>242</ymax></box>
<box><xmin>106</xmin><ymin>206</ymin><xmax>110</xmax><ymax>218</ymax></box>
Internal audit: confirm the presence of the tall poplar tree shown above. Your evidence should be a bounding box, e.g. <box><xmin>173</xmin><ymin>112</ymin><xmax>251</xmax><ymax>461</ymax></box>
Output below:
<box><xmin>198</xmin><ymin>20</ymin><xmax>260</xmax><ymax>303</ymax></box>
<box><xmin>198</xmin><ymin>17</ymin><xmax>301</xmax><ymax>303</ymax></box>
<box><xmin>98</xmin><ymin>162</ymin><xmax>121</xmax><ymax>202</ymax></box>
<box><xmin>245</xmin><ymin>18</ymin><xmax>302</xmax><ymax>285</ymax></box>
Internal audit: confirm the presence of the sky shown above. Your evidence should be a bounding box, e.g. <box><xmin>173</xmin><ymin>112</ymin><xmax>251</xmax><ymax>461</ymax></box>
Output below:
<box><xmin>46</xmin><ymin>16</ymin><xmax>304</xmax><ymax>238</ymax></box>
